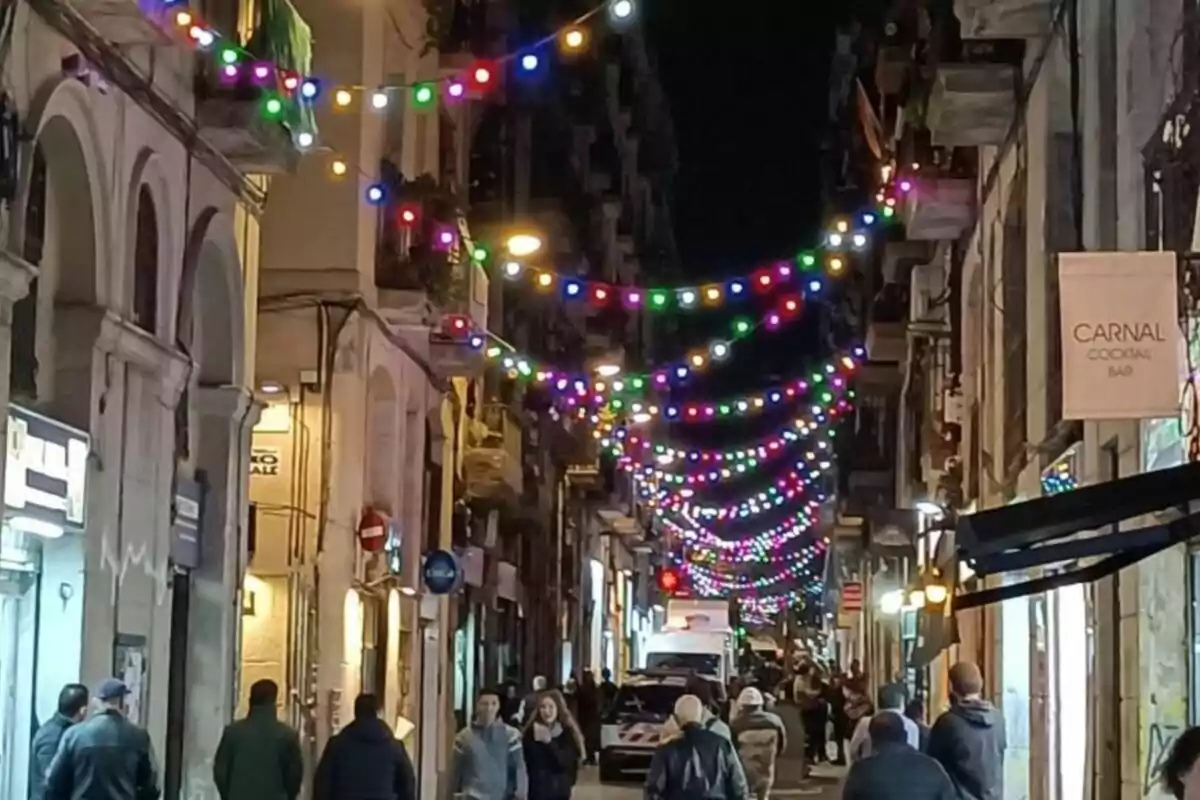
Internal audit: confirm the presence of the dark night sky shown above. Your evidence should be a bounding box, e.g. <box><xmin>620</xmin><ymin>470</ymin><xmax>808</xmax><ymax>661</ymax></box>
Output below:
<box><xmin>644</xmin><ymin>4</ymin><xmax>837</xmax><ymax>269</ymax></box>
<box><xmin>641</xmin><ymin>5</ymin><xmax>839</xmax><ymax>444</ymax></box>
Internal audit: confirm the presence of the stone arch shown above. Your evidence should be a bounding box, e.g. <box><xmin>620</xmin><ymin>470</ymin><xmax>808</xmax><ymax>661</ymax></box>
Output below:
<box><xmin>366</xmin><ymin>366</ymin><xmax>400</xmax><ymax>511</ymax></box>
<box><xmin>178</xmin><ymin>207</ymin><xmax>244</xmax><ymax>386</ymax></box>
<box><xmin>125</xmin><ymin>148</ymin><xmax>177</xmax><ymax>337</ymax></box>
<box><xmin>14</xmin><ymin>76</ymin><xmax>110</xmax><ymax>303</ymax></box>
<box><xmin>8</xmin><ymin>79</ymin><xmax>106</xmax><ymax>411</ymax></box>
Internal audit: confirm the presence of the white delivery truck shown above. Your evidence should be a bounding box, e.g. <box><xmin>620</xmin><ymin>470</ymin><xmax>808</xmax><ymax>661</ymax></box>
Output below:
<box><xmin>643</xmin><ymin>598</ymin><xmax>736</xmax><ymax>683</ymax></box>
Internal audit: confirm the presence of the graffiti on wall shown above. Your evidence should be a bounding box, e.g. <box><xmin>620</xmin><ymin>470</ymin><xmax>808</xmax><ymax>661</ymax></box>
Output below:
<box><xmin>99</xmin><ymin>533</ymin><xmax>172</xmax><ymax>607</ymax></box>
<box><xmin>1144</xmin><ymin>722</ymin><xmax>1183</xmax><ymax>796</ymax></box>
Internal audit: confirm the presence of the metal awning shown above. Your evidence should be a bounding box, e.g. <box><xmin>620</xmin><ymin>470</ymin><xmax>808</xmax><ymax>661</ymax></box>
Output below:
<box><xmin>952</xmin><ymin>461</ymin><xmax>1200</xmax><ymax>611</ymax></box>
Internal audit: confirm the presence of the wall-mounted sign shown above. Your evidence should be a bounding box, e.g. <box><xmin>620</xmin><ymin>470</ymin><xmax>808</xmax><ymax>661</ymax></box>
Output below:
<box><xmin>1059</xmin><ymin>251</ymin><xmax>1181</xmax><ymax>420</ymax></box>
<box><xmin>170</xmin><ymin>477</ymin><xmax>205</xmax><ymax>569</ymax></box>
<box><xmin>5</xmin><ymin>405</ymin><xmax>88</xmax><ymax>531</ymax></box>
<box><xmin>250</xmin><ymin>447</ymin><xmax>281</xmax><ymax>476</ymax></box>
<box><xmin>422</xmin><ymin>549</ymin><xmax>463</xmax><ymax>595</ymax></box>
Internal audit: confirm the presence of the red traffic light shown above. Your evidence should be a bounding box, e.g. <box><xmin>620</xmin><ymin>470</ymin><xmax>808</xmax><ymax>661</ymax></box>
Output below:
<box><xmin>657</xmin><ymin>567</ymin><xmax>681</xmax><ymax>593</ymax></box>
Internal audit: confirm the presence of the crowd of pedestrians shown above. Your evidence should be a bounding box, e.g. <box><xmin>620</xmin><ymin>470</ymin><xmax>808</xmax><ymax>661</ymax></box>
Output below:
<box><xmin>32</xmin><ymin>656</ymin><xmax>1143</xmax><ymax>800</ymax></box>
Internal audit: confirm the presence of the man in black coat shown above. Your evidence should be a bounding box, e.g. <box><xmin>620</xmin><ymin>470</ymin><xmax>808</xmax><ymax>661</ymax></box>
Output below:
<box><xmin>30</xmin><ymin>684</ymin><xmax>89</xmax><ymax>800</ymax></box>
<box><xmin>44</xmin><ymin>678</ymin><xmax>159</xmax><ymax>800</ymax></box>
<box><xmin>842</xmin><ymin>712</ymin><xmax>957</xmax><ymax>800</ymax></box>
<box><xmin>313</xmin><ymin>693</ymin><xmax>416</xmax><ymax>800</ymax></box>
<box><xmin>645</xmin><ymin>695</ymin><xmax>749</xmax><ymax>800</ymax></box>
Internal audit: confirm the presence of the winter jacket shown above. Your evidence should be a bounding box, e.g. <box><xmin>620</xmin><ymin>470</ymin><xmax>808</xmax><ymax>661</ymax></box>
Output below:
<box><xmin>644</xmin><ymin>723</ymin><xmax>750</xmax><ymax>800</ymax></box>
<box><xmin>452</xmin><ymin>720</ymin><xmax>528</xmax><ymax>800</ymax></box>
<box><xmin>842</xmin><ymin>741</ymin><xmax>958</xmax><ymax>800</ymax></box>
<box><xmin>730</xmin><ymin>709</ymin><xmax>788</xmax><ymax>796</ymax></box>
<box><xmin>212</xmin><ymin>706</ymin><xmax>304</xmax><ymax>800</ymax></box>
<box><xmin>31</xmin><ymin>714</ymin><xmax>76</xmax><ymax>800</ymax></box>
<box><xmin>522</xmin><ymin>723</ymin><xmax>581</xmax><ymax>800</ymax></box>
<box><xmin>44</xmin><ymin>709</ymin><xmax>159</xmax><ymax>800</ymax></box>
<box><xmin>848</xmin><ymin>709</ymin><xmax>921</xmax><ymax>761</ymax></box>
<box><xmin>926</xmin><ymin>700</ymin><xmax>1006</xmax><ymax>800</ymax></box>
<box><xmin>313</xmin><ymin>716</ymin><xmax>416</xmax><ymax>800</ymax></box>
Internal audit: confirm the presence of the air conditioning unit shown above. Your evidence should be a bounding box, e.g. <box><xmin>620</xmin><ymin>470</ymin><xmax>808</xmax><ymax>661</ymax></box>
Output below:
<box><xmin>909</xmin><ymin>262</ymin><xmax>950</xmax><ymax>332</ymax></box>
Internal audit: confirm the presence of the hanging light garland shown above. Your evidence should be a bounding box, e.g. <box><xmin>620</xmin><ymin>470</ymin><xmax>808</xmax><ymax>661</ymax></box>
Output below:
<box><xmin>628</xmin><ymin>434</ymin><xmax>836</xmax><ymax>491</ymax></box>
<box><xmin>658</xmin><ymin>503</ymin><xmax>825</xmax><ymax>561</ymax></box>
<box><xmin>450</xmin><ymin>294</ymin><xmax>812</xmax><ymax>395</ymax></box>
<box><xmin>684</xmin><ymin>539</ymin><xmax>826</xmax><ymax>592</ymax></box>
<box><xmin>609</xmin><ymin>394</ymin><xmax>848</xmax><ymax>468</ymax></box>
<box><xmin>488</xmin><ymin>209</ymin><xmax>885</xmax><ymax>301</ymax></box>
<box><xmin>626</xmin><ymin>352</ymin><xmax>861</xmax><ymax>424</ymax></box>
<box><xmin>168</xmin><ymin>0</ymin><xmax>636</xmax><ymax>150</ymax></box>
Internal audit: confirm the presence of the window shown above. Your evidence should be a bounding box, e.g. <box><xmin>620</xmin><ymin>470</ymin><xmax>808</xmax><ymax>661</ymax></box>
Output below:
<box><xmin>11</xmin><ymin>146</ymin><xmax>46</xmax><ymax>399</ymax></box>
<box><xmin>605</xmin><ymin>682</ymin><xmax>685</xmax><ymax>722</ymax></box>
<box><xmin>132</xmin><ymin>186</ymin><xmax>159</xmax><ymax>334</ymax></box>
<box><xmin>643</xmin><ymin>652</ymin><xmax>720</xmax><ymax>675</ymax></box>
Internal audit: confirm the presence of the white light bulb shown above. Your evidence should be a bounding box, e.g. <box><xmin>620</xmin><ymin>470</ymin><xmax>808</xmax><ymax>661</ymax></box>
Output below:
<box><xmin>371</xmin><ymin>91</ymin><xmax>389</xmax><ymax>109</ymax></box>
<box><xmin>296</xmin><ymin>131</ymin><xmax>314</xmax><ymax>148</ymax></box>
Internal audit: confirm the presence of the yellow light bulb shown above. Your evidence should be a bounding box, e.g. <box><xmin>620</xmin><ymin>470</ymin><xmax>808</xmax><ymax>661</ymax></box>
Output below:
<box><xmin>704</xmin><ymin>287</ymin><xmax>721</xmax><ymax>302</ymax></box>
<box><xmin>690</xmin><ymin>353</ymin><xmax>706</xmax><ymax>368</ymax></box>
<box><xmin>835</xmin><ymin>219</ymin><xmax>849</xmax><ymax>234</ymax></box>
<box><xmin>331</xmin><ymin>159</ymin><xmax>348</xmax><ymax>176</ymax></box>
<box><xmin>829</xmin><ymin>257</ymin><xmax>845</xmax><ymax>274</ymax></box>
<box><xmin>562</xmin><ymin>27</ymin><xmax>587</xmax><ymax>50</ymax></box>
<box><xmin>175</xmin><ymin>10</ymin><xmax>192</xmax><ymax>26</ymax></box>
<box><xmin>335</xmin><ymin>89</ymin><xmax>353</xmax><ymax>107</ymax></box>
<box><xmin>536</xmin><ymin>272</ymin><xmax>554</xmax><ymax>288</ymax></box>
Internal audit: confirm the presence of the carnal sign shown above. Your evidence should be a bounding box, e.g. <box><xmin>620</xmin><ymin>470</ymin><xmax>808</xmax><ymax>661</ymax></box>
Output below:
<box><xmin>250</xmin><ymin>447</ymin><xmax>281</xmax><ymax>476</ymax></box>
<box><xmin>1058</xmin><ymin>251</ymin><xmax>1181</xmax><ymax>420</ymax></box>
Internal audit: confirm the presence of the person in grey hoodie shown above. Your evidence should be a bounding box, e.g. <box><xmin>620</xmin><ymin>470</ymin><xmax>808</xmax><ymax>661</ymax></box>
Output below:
<box><xmin>453</xmin><ymin>688</ymin><xmax>528</xmax><ymax>800</ymax></box>
<box><xmin>927</xmin><ymin>662</ymin><xmax>1006</xmax><ymax>800</ymax></box>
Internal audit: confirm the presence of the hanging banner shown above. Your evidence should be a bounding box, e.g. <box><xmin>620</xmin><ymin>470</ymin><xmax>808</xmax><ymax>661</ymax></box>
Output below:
<box><xmin>1058</xmin><ymin>251</ymin><xmax>1181</xmax><ymax>419</ymax></box>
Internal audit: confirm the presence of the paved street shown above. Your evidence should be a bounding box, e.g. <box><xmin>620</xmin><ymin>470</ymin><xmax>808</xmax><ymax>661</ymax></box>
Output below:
<box><xmin>572</xmin><ymin>762</ymin><xmax>845</xmax><ymax>799</ymax></box>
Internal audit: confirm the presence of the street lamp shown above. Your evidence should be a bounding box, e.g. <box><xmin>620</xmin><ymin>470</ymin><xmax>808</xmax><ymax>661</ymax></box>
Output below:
<box><xmin>595</xmin><ymin>363</ymin><xmax>621</xmax><ymax>377</ymax></box>
<box><xmin>504</xmin><ymin>232</ymin><xmax>543</xmax><ymax>258</ymax></box>
<box><xmin>878</xmin><ymin>589</ymin><xmax>904</xmax><ymax>615</ymax></box>
<box><xmin>925</xmin><ymin>581</ymin><xmax>949</xmax><ymax>605</ymax></box>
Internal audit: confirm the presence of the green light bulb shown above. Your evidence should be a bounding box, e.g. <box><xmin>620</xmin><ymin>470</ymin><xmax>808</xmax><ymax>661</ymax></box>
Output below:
<box><xmin>220</xmin><ymin>47</ymin><xmax>239</xmax><ymax>65</ymax></box>
<box><xmin>649</xmin><ymin>290</ymin><xmax>669</xmax><ymax>308</ymax></box>
<box><xmin>882</xmin><ymin>206</ymin><xmax>895</xmax><ymax>218</ymax></box>
<box><xmin>472</xmin><ymin>246</ymin><xmax>487</xmax><ymax>261</ymax></box>
<box><xmin>799</xmin><ymin>252</ymin><xmax>817</xmax><ymax>269</ymax></box>
<box><xmin>263</xmin><ymin>97</ymin><xmax>283</xmax><ymax>117</ymax></box>
<box><xmin>413</xmin><ymin>84</ymin><xmax>435</xmax><ymax>107</ymax></box>
<box><xmin>732</xmin><ymin>318</ymin><xmax>752</xmax><ymax>337</ymax></box>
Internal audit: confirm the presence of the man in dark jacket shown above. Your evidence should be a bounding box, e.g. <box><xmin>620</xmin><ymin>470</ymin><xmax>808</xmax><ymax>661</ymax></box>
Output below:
<box><xmin>842</xmin><ymin>712</ymin><xmax>957</xmax><ymax>800</ymax></box>
<box><xmin>44</xmin><ymin>678</ymin><xmax>158</xmax><ymax>800</ymax></box>
<box><xmin>927</xmin><ymin>662</ymin><xmax>1006</xmax><ymax>800</ymax></box>
<box><xmin>213</xmin><ymin>679</ymin><xmax>304</xmax><ymax>800</ymax></box>
<box><xmin>645</xmin><ymin>694</ymin><xmax>749</xmax><ymax>800</ymax></box>
<box><xmin>313</xmin><ymin>693</ymin><xmax>416</xmax><ymax>800</ymax></box>
<box><xmin>30</xmin><ymin>683</ymin><xmax>89</xmax><ymax>800</ymax></box>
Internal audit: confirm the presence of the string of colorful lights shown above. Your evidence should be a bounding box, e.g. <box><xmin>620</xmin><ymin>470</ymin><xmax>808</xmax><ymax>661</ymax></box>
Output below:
<box><xmin>660</xmin><ymin>504</ymin><xmax>825</xmax><ymax>560</ymax></box>
<box><xmin>488</xmin><ymin>209</ymin><xmax>887</xmax><ymax>300</ymax></box>
<box><xmin>684</xmin><ymin>540</ymin><xmax>825</xmax><ymax>592</ymax></box>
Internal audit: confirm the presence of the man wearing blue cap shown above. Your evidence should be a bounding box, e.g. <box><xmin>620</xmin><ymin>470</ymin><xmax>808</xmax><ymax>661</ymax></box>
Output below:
<box><xmin>45</xmin><ymin>677</ymin><xmax>159</xmax><ymax>800</ymax></box>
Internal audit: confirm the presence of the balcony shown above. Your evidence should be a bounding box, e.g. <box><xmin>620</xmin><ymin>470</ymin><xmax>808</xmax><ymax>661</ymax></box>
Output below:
<box><xmin>71</xmin><ymin>0</ymin><xmax>171</xmax><ymax>44</ymax></box>
<box><xmin>844</xmin><ymin>468</ymin><xmax>895</xmax><ymax>517</ymax></box>
<box><xmin>902</xmin><ymin>177</ymin><xmax>975</xmax><ymax>240</ymax></box>
<box><xmin>955</xmin><ymin>0</ymin><xmax>1055</xmax><ymax>39</ymax></box>
<box><xmin>464</xmin><ymin>404</ymin><xmax>524</xmax><ymax>501</ymax></box>
<box><xmin>882</xmin><ymin>241</ymin><xmax>934</xmax><ymax>284</ymax></box>
<box><xmin>865</xmin><ymin>285</ymin><xmax>909</xmax><ymax>364</ymax></box>
<box><xmin>909</xmin><ymin>261</ymin><xmax>952</xmax><ymax>337</ymax></box>
<box><xmin>926</xmin><ymin>63</ymin><xmax>1017</xmax><ymax>147</ymax></box>
<box><xmin>195</xmin><ymin>0</ymin><xmax>314</xmax><ymax>174</ymax></box>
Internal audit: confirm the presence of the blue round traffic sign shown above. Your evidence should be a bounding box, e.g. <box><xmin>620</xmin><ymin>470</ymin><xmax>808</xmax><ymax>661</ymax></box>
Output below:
<box><xmin>423</xmin><ymin>550</ymin><xmax>463</xmax><ymax>595</ymax></box>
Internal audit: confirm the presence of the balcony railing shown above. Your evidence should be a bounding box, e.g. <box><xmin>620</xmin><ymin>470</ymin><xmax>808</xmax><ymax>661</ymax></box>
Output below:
<box><xmin>464</xmin><ymin>403</ymin><xmax>524</xmax><ymax>500</ymax></box>
<box><xmin>194</xmin><ymin>0</ymin><xmax>315</xmax><ymax>174</ymax></box>
<box><xmin>375</xmin><ymin>169</ymin><xmax>485</xmax><ymax>320</ymax></box>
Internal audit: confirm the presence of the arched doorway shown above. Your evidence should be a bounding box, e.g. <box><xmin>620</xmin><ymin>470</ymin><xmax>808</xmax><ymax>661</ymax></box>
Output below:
<box><xmin>173</xmin><ymin>218</ymin><xmax>246</xmax><ymax>800</ymax></box>
<box><xmin>1</xmin><ymin>108</ymin><xmax>98</xmax><ymax>800</ymax></box>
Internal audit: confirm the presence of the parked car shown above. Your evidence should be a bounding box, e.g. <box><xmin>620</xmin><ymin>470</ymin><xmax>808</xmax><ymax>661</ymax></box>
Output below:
<box><xmin>597</xmin><ymin>670</ymin><xmax>689</xmax><ymax>783</ymax></box>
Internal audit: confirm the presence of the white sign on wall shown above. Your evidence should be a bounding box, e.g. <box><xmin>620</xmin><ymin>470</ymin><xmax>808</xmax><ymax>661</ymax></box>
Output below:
<box><xmin>1058</xmin><ymin>251</ymin><xmax>1181</xmax><ymax>420</ymax></box>
<box><xmin>250</xmin><ymin>447</ymin><xmax>281</xmax><ymax>476</ymax></box>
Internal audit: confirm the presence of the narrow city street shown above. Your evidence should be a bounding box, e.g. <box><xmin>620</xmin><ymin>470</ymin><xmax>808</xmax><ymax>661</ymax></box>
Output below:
<box><xmin>571</xmin><ymin>762</ymin><xmax>845</xmax><ymax>799</ymax></box>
